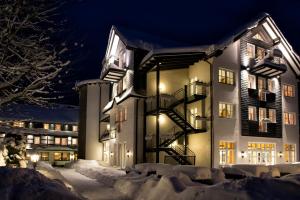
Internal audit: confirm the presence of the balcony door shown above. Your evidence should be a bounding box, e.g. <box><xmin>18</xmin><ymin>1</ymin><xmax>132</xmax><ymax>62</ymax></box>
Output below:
<box><xmin>259</xmin><ymin>108</ymin><xmax>267</xmax><ymax>132</ymax></box>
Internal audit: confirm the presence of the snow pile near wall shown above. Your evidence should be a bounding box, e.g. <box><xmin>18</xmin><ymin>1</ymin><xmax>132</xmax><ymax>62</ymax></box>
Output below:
<box><xmin>70</xmin><ymin>160</ymin><xmax>126</xmax><ymax>187</ymax></box>
<box><xmin>230</xmin><ymin>164</ymin><xmax>270</xmax><ymax>177</ymax></box>
<box><xmin>114</xmin><ymin>170</ymin><xmax>300</xmax><ymax>200</ymax></box>
<box><xmin>0</xmin><ymin>167</ymin><xmax>80</xmax><ymax>200</ymax></box>
<box><xmin>274</xmin><ymin>164</ymin><xmax>300</xmax><ymax>174</ymax></box>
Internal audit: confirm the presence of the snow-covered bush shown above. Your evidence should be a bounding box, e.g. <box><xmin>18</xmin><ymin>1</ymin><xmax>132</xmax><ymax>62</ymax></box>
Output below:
<box><xmin>2</xmin><ymin>133</ymin><xmax>27</xmax><ymax>168</ymax></box>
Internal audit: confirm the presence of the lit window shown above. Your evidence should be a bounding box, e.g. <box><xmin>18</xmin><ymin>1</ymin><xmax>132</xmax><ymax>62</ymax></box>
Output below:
<box><xmin>34</xmin><ymin>136</ymin><xmax>40</xmax><ymax>144</ymax></box>
<box><xmin>28</xmin><ymin>122</ymin><xmax>34</xmax><ymax>129</ymax></box>
<box><xmin>61</xmin><ymin>138</ymin><xmax>67</xmax><ymax>146</ymax></box>
<box><xmin>252</xmin><ymin>33</ymin><xmax>264</xmax><ymax>41</ymax></box>
<box><xmin>218</xmin><ymin>68</ymin><xmax>234</xmax><ymax>85</ymax></box>
<box><xmin>47</xmin><ymin>136</ymin><xmax>54</xmax><ymax>144</ymax></box>
<box><xmin>248</xmin><ymin>143</ymin><xmax>275</xmax><ymax>165</ymax></box>
<box><xmin>68</xmin><ymin>137</ymin><xmax>72</xmax><ymax>145</ymax></box>
<box><xmin>219</xmin><ymin>141</ymin><xmax>235</xmax><ymax>165</ymax></box>
<box><xmin>269</xmin><ymin>109</ymin><xmax>276</xmax><ymax>123</ymax></box>
<box><xmin>247</xmin><ymin>43</ymin><xmax>255</xmax><ymax>59</ymax></box>
<box><xmin>258</xmin><ymin>77</ymin><xmax>266</xmax><ymax>101</ymax></box>
<box><xmin>72</xmin><ymin>125</ymin><xmax>78</xmax><ymax>132</ymax></box>
<box><xmin>268</xmin><ymin>79</ymin><xmax>275</xmax><ymax>93</ymax></box>
<box><xmin>27</xmin><ymin>135</ymin><xmax>34</xmax><ymax>144</ymax></box>
<box><xmin>55</xmin><ymin>137</ymin><xmax>61</xmax><ymax>145</ymax></box>
<box><xmin>49</xmin><ymin>124</ymin><xmax>55</xmax><ymax>130</ymax></box>
<box><xmin>64</xmin><ymin>124</ymin><xmax>69</xmax><ymax>131</ymax></box>
<box><xmin>284</xmin><ymin>112</ymin><xmax>296</xmax><ymax>125</ymax></box>
<box><xmin>40</xmin><ymin>152</ymin><xmax>49</xmax><ymax>161</ymax></box>
<box><xmin>248</xmin><ymin>106</ymin><xmax>257</xmax><ymax>121</ymax></box>
<box><xmin>55</xmin><ymin>124</ymin><xmax>61</xmax><ymax>131</ymax></box>
<box><xmin>256</xmin><ymin>47</ymin><xmax>265</xmax><ymax>62</ymax></box>
<box><xmin>13</xmin><ymin>121</ymin><xmax>24</xmax><ymax>128</ymax></box>
<box><xmin>72</xmin><ymin>138</ymin><xmax>78</xmax><ymax>146</ymax></box>
<box><xmin>259</xmin><ymin>108</ymin><xmax>267</xmax><ymax>132</ymax></box>
<box><xmin>44</xmin><ymin>123</ymin><xmax>49</xmax><ymax>130</ymax></box>
<box><xmin>284</xmin><ymin>144</ymin><xmax>296</xmax><ymax>163</ymax></box>
<box><xmin>54</xmin><ymin>152</ymin><xmax>70</xmax><ymax>161</ymax></box>
<box><xmin>219</xmin><ymin>103</ymin><xmax>233</xmax><ymax>118</ymax></box>
<box><xmin>41</xmin><ymin>136</ymin><xmax>47</xmax><ymax>144</ymax></box>
<box><xmin>283</xmin><ymin>84</ymin><xmax>295</xmax><ymax>97</ymax></box>
<box><xmin>54</xmin><ymin>152</ymin><xmax>62</xmax><ymax>161</ymax></box>
<box><xmin>248</xmin><ymin>74</ymin><xmax>256</xmax><ymax>89</ymax></box>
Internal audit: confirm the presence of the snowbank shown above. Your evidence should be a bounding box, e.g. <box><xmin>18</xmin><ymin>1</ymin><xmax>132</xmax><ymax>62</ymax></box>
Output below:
<box><xmin>230</xmin><ymin>164</ymin><xmax>269</xmax><ymax>177</ymax></box>
<box><xmin>0</xmin><ymin>167</ymin><xmax>80</xmax><ymax>200</ymax></box>
<box><xmin>173</xmin><ymin>165</ymin><xmax>211</xmax><ymax>180</ymax></box>
<box><xmin>274</xmin><ymin>164</ymin><xmax>300</xmax><ymax>175</ymax></box>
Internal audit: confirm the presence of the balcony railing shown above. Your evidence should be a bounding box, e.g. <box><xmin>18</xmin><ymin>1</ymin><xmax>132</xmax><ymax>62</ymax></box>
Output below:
<box><xmin>101</xmin><ymin>55</ymin><xmax>127</xmax><ymax>82</ymax></box>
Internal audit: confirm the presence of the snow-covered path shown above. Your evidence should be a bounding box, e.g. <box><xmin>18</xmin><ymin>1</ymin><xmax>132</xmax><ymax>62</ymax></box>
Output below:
<box><xmin>57</xmin><ymin>168</ymin><xmax>125</xmax><ymax>200</ymax></box>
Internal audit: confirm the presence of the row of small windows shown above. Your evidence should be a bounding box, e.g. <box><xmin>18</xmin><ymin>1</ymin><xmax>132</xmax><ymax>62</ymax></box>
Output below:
<box><xmin>219</xmin><ymin>141</ymin><xmax>296</xmax><ymax>165</ymax></box>
<box><xmin>219</xmin><ymin>102</ymin><xmax>296</xmax><ymax>126</ymax></box>
<box><xmin>27</xmin><ymin>135</ymin><xmax>77</xmax><ymax>146</ymax></box>
<box><xmin>218</xmin><ymin>68</ymin><xmax>295</xmax><ymax>98</ymax></box>
<box><xmin>39</xmin><ymin>152</ymin><xmax>77</xmax><ymax>161</ymax></box>
<box><xmin>10</xmin><ymin>121</ymin><xmax>78</xmax><ymax>132</ymax></box>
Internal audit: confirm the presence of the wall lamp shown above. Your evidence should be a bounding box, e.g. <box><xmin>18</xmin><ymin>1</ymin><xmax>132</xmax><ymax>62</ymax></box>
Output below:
<box><xmin>278</xmin><ymin>151</ymin><xmax>283</xmax><ymax>158</ymax></box>
<box><xmin>241</xmin><ymin>151</ymin><xmax>245</xmax><ymax>159</ymax></box>
<box><xmin>126</xmin><ymin>150</ymin><xmax>132</xmax><ymax>158</ymax></box>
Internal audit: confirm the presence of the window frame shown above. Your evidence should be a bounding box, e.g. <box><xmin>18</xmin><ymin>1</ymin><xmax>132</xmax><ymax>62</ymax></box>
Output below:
<box><xmin>248</xmin><ymin>106</ymin><xmax>257</xmax><ymax>121</ymax></box>
<box><xmin>218</xmin><ymin>68</ymin><xmax>235</xmax><ymax>85</ymax></box>
<box><xmin>218</xmin><ymin>102</ymin><xmax>234</xmax><ymax>119</ymax></box>
<box><xmin>284</xmin><ymin>112</ymin><xmax>296</xmax><ymax>125</ymax></box>
<box><xmin>283</xmin><ymin>84</ymin><xmax>295</xmax><ymax>97</ymax></box>
<box><xmin>248</xmin><ymin>74</ymin><xmax>256</xmax><ymax>89</ymax></box>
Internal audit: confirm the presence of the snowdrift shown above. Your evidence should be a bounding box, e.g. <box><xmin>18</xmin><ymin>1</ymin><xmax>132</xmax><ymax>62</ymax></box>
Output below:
<box><xmin>0</xmin><ymin>167</ymin><xmax>80</xmax><ymax>200</ymax></box>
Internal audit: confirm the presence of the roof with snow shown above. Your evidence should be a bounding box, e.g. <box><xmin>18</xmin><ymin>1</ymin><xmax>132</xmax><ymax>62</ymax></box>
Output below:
<box><xmin>0</xmin><ymin>103</ymin><xmax>79</xmax><ymax>124</ymax></box>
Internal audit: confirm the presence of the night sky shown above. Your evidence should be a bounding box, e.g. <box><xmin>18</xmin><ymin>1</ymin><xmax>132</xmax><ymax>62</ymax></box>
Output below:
<box><xmin>58</xmin><ymin>0</ymin><xmax>300</xmax><ymax>105</ymax></box>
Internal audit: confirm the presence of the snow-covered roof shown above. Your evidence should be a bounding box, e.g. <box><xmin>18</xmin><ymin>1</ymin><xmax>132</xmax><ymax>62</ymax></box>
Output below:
<box><xmin>112</xmin><ymin>25</ymin><xmax>190</xmax><ymax>51</ymax></box>
<box><xmin>0</xmin><ymin>103</ymin><xmax>79</xmax><ymax>124</ymax></box>
<box><xmin>75</xmin><ymin>79</ymin><xmax>107</xmax><ymax>89</ymax></box>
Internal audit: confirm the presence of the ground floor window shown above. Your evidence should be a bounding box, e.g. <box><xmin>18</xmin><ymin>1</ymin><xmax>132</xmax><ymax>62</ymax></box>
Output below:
<box><xmin>40</xmin><ymin>152</ymin><xmax>49</xmax><ymax>161</ymax></box>
<box><xmin>103</xmin><ymin>141</ymin><xmax>109</xmax><ymax>162</ymax></box>
<box><xmin>219</xmin><ymin>141</ymin><xmax>235</xmax><ymax>165</ymax></box>
<box><xmin>284</xmin><ymin>144</ymin><xmax>296</xmax><ymax>163</ymax></box>
<box><xmin>248</xmin><ymin>143</ymin><xmax>275</xmax><ymax>165</ymax></box>
<box><xmin>54</xmin><ymin>152</ymin><xmax>70</xmax><ymax>161</ymax></box>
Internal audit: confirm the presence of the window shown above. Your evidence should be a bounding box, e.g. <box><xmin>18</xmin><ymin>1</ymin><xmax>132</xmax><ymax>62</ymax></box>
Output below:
<box><xmin>283</xmin><ymin>84</ymin><xmax>295</xmax><ymax>97</ymax></box>
<box><xmin>252</xmin><ymin>33</ymin><xmax>264</xmax><ymax>41</ymax></box>
<box><xmin>44</xmin><ymin>123</ymin><xmax>49</xmax><ymax>130</ymax></box>
<box><xmin>72</xmin><ymin>125</ymin><xmax>78</xmax><ymax>132</ymax></box>
<box><xmin>13</xmin><ymin>121</ymin><xmax>24</xmax><ymax>128</ymax></box>
<box><xmin>48</xmin><ymin>136</ymin><xmax>54</xmax><ymax>145</ymax></box>
<box><xmin>49</xmin><ymin>124</ymin><xmax>55</xmax><ymax>130</ymax></box>
<box><xmin>218</xmin><ymin>68</ymin><xmax>234</xmax><ymax>85</ymax></box>
<box><xmin>259</xmin><ymin>108</ymin><xmax>267</xmax><ymax>132</ymax></box>
<box><xmin>269</xmin><ymin>109</ymin><xmax>276</xmax><ymax>123</ymax></box>
<box><xmin>68</xmin><ymin>137</ymin><xmax>72</xmax><ymax>145</ymax></box>
<box><xmin>258</xmin><ymin>77</ymin><xmax>266</xmax><ymax>101</ymax></box>
<box><xmin>61</xmin><ymin>138</ymin><xmax>67</xmax><ymax>146</ymax></box>
<box><xmin>248</xmin><ymin>143</ymin><xmax>275</xmax><ymax>165</ymax></box>
<box><xmin>55</xmin><ymin>124</ymin><xmax>61</xmax><ymax>131</ymax></box>
<box><xmin>28</xmin><ymin>122</ymin><xmax>34</xmax><ymax>129</ymax></box>
<box><xmin>54</xmin><ymin>152</ymin><xmax>70</xmax><ymax>161</ymax></box>
<box><xmin>40</xmin><ymin>152</ymin><xmax>49</xmax><ymax>161</ymax></box>
<box><xmin>256</xmin><ymin>47</ymin><xmax>265</xmax><ymax>62</ymax></box>
<box><xmin>55</xmin><ymin>137</ymin><xmax>61</xmax><ymax>145</ymax></box>
<box><xmin>219</xmin><ymin>103</ymin><xmax>233</xmax><ymax>118</ymax></box>
<box><xmin>268</xmin><ymin>79</ymin><xmax>275</xmax><ymax>93</ymax></box>
<box><xmin>247</xmin><ymin>43</ymin><xmax>255</xmax><ymax>59</ymax></box>
<box><xmin>115</xmin><ymin>107</ymin><xmax>127</xmax><ymax>132</ymax></box>
<box><xmin>284</xmin><ymin>112</ymin><xmax>296</xmax><ymax>125</ymax></box>
<box><xmin>34</xmin><ymin>136</ymin><xmax>40</xmax><ymax>144</ymax></box>
<box><xmin>248</xmin><ymin>106</ymin><xmax>257</xmax><ymax>121</ymax></box>
<box><xmin>248</xmin><ymin>74</ymin><xmax>256</xmax><ymax>89</ymax></box>
<box><xmin>117</xmin><ymin>79</ymin><xmax>124</xmax><ymax>95</ymax></box>
<box><xmin>72</xmin><ymin>138</ymin><xmax>78</xmax><ymax>146</ymax></box>
<box><xmin>284</xmin><ymin>144</ymin><xmax>296</xmax><ymax>163</ymax></box>
<box><xmin>27</xmin><ymin>135</ymin><xmax>34</xmax><ymax>144</ymax></box>
<box><xmin>41</xmin><ymin>136</ymin><xmax>47</xmax><ymax>144</ymax></box>
<box><xmin>64</xmin><ymin>124</ymin><xmax>69</xmax><ymax>131</ymax></box>
<box><xmin>219</xmin><ymin>141</ymin><xmax>235</xmax><ymax>165</ymax></box>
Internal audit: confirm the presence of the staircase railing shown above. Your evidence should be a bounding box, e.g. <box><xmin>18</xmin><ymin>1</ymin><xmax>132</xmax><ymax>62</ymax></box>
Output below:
<box><xmin>165</xmin><ymin>144</ymin><xmax>196</xmax><ymax>165</ymax></box>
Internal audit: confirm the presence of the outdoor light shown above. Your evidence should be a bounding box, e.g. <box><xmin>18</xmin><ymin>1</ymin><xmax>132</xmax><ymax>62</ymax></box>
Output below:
<box><xmin>70</xmin><ymin>154</ymin><xmax>75</xmax><ymax>161</ymax></box>
<box><xmin>241</xmin><ymin>151</ymin><xmax>245</xmax><ymax>158</ymax></box>
<box><xmin>159</xmin><ymin>83</ymin><xmax>166</xmax><ymax>92</ymax></box>
<box><xmin>126</xmin><ymin>150</ymin><xmax>132</xmax><ymax>158</ymax></box>
<box><xmin>110</xmin><ymin>152</ymin><xmax>114</xmax><ymax>157</ymax></box>
<box><xmin>158</xmin><ymin>115</ymin><xmax>165</xmax><ymax>124</ymax></box>
<box><xmin>246</xmin><ymin>67</ymin><xmax>250</xmax><ymax>71</ymax></box>
<box><xmin>278</xmin><ymin>151</ymin><xmax>283</xmax><ymax>158</ymax></box>
<box><xmin>30</xmin><ymin>153</ymin><xmax>40</xmax><ymax>170</ymax></box>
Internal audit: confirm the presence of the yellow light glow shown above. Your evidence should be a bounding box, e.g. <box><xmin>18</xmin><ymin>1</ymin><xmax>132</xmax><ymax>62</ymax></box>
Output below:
<box><xmin>159</xmin><ymin>83</ymin><xmax>166</xmax><ymax>92</ymax></box>
<box><xmin>158</xmin><ymin>115</ymin><xmax>165</xmax><ymax>124</ymax></box>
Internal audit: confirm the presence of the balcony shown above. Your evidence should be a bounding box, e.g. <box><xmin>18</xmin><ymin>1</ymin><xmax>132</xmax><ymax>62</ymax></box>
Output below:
<box><xmin>249</xmin><ymin>49</ymin><xmax>287</xmax><ymax>77</ymax></box>
<box><xmin>100</xmin><ymin>56</ymin><xmax>127</xmax><ymax>82</ymax></box>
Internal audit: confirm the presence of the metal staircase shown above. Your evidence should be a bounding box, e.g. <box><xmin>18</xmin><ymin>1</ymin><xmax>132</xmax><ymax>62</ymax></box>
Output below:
<box><xmin>146</xmin><ymin>81</ymin><xmax>209</xmax><ymax>165</ymax></box>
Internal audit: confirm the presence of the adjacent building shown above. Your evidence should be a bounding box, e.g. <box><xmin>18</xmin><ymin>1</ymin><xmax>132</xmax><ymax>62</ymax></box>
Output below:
<box><xmin>0</xmin><ymin>103</ymin><xmax>79</xmax><ymax>166</ymax></box>
<box><xmin>78</xmin><ymin>13</ymin><xmax>300</xmax><ymax>168</ymax></box>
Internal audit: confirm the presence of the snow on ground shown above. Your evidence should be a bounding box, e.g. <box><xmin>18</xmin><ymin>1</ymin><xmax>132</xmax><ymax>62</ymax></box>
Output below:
<box><xmin>0</xmin><ymin>167</ymin><xmax>80</xmax><ymax>200</ymax></box>
<box><xmin>58</xmin><ymin>168</ymin><xmax>125</xmax><ymax>200</ymax></box>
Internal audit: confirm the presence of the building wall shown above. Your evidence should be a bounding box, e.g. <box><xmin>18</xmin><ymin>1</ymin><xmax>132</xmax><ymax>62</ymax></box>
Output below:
<box><xmin>212</xmin><ymin>41</ymin><xmax>241</xmax><ymax>168</ymax></box>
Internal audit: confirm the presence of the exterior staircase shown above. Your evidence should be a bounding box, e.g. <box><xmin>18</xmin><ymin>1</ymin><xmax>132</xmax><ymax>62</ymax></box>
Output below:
<box><xmin>146</xmin><ymin>81</ymin><xmax>209</xmax><ymax>165</ymax></box>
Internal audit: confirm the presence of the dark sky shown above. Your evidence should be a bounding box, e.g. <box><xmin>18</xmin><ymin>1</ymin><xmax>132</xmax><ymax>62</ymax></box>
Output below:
<box><xmin>58</xmin><ymin>0</ymin><xmax>300</xmax><ymax>105</ymax></box>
